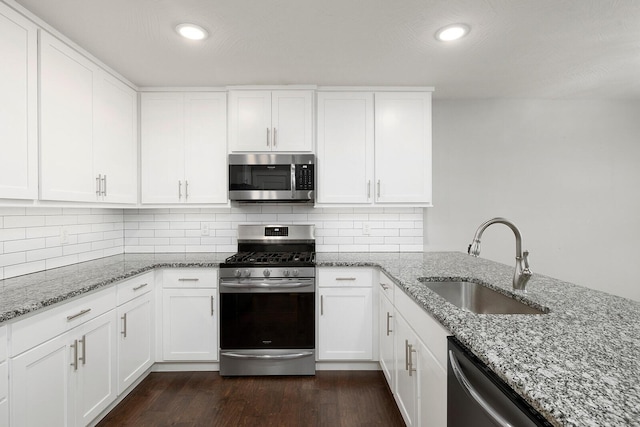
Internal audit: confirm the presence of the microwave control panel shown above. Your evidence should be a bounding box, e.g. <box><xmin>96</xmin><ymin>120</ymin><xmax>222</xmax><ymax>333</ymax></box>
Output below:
<box><xmin>295</xmin><ymin>164</ymin><xmax>314</xmax><ymax>190</ymax></box>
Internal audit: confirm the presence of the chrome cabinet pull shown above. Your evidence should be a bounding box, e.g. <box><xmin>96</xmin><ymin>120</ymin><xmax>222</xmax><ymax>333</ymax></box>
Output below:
<box><xmin>377</xmin><ymin>180</ymin><xmax>381</xmax><ymax>198</ymax></box>
<box><xmin>224</xmin><ymin>351</ymin><xmax>313</xmax><ymax>360</ymax></box>
<box><xmin>70</xmin><ymin>339</ymin><xmax>78</xmax><ymax>371</ymax></box>
<box><xmin>335</xmin><ymin>277</ymin><xmax>356</xmax><ymax>281</ymax></box>
<box><xmin>96</xmin><ymin>175</ymin><xmax>101</xmax><ymax>196</ymax></box>
<box><xmin>121</xmin><ymin>313</ymin><xmax>127</xmax><ymax>337</ymax></box>
<box><xmin>386</xmin><ymin>312</ymin><xmax>393</xmax><ymax>336</ymax></box>
<box><xmin>178</xmin><ymin>180</ymin><xmax>182</xmax><ymax>200</ymax></box>
<box><xmin>79</xmin><ymin>335</ymin><xmax>86</xmax><ymax>365</ymax></box>
<box><xmin>367</xmin><ymin>180</ymin><xmax>371</xmax><ymax>199</ymax></box>
<box><xmin>408</xmin><ymin>344</ymin><xmax>416</xmax><ymax>376</ymax></box>
<box><xmin>320</xmin><ymin>295</ymin><xmax>324</xmax><ymax>315</ymax></box>
<box><xmin>380</xmin><ymin>283</ymin><xmax>389</xmax><ymax>290</ymax></box>
<box><xmin>185</xmin><ymin>180</ymin><xmax>189</xmax><ymax>200</ymax></box>
<box><xmin>273</xmin><ymin>127</ymin><xmax>277</xmax><ymax>147</ymax></box>
<box><xmin>405</xmin><ymin>339</ymin><xmax>409</xmax><ymax>371</ymax></box>
<box><xmin>266</xmin><ymin>127</ymin><xmax>270</xmax><ymax>146</ymax></box>
<box><xmin>102</xmin><ymin>175</ymin><xmax>107</xmax><ymax>196</ymax></box>
<box><xmin>178</xmin><ymin>278</ymin><xmax>199</xmax><ymax>282</ymax></box>
<box><xmin>210</xmin><ymin>295</ymin><xmax>215</xmax><ymax>316</ymax></box>
<box><xmin>449</xmin><ymin>350</ymin><xmax>511</xmax><ymax>427</ymax></box>
<box><xmin>133</xmin><ymin>283</ymin><xmax>148</xmax><ymax>291</ymax></box>
<box><xmin>67</xmin><ymin>308</ymin><xmax>91</xmax><ymax>321</ymax></box>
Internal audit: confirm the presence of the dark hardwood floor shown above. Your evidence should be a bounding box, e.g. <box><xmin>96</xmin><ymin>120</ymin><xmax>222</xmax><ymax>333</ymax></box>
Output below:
<box><xmin>98</xmin><ymin>371</ymin><xmax>405</xmax><ymax>427</ymax></box>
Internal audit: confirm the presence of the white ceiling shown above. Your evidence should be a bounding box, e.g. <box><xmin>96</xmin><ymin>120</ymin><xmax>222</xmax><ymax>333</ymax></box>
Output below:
<box><xmin>11</xmin><ymin>0</ymin><xmax>640</xmax><ymax>99</ymax></box>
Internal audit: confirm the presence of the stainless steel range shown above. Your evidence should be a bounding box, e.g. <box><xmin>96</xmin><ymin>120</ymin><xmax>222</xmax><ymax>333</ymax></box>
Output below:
<box><xmin>219</xmin><ymin>224</ymin><xmax>316</xmax><ymax>376</ymax></box>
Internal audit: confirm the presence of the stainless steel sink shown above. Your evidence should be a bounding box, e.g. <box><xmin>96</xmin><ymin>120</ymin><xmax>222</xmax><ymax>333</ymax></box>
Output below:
<box><xmin>421</xmin><ymin>280</ymin><xmax>547</xmax><ymax>314</ymax></box>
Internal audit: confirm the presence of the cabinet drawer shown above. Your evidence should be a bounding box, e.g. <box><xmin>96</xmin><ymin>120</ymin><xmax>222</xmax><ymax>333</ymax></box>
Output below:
<box><xmin>117</xmin><ymin>271</ymin><xmax>154</xmax><ymax>305</ymax></box>
<box><xmin>378</xmin><ymin>271</ymin><xmax>395</xmax><ymax>303</ymax></box>
<box><xmin>162</xmin><ymin>268</ymin><xmax>217</xmax><ymax>289</ymax></box>
<box><xmin>318</xmin><ymin>267</ymin><xmax>373</xmax><ymax>287</ymax></box>
<box><xmin>10</xmin><ymin>286</ymin><xmax>117</xmax><ymax>357</ymax></box>
<box><xmin>0</xmin><ymin>326</ymin><xmax>6</xmax><ymax>363</ymax></box>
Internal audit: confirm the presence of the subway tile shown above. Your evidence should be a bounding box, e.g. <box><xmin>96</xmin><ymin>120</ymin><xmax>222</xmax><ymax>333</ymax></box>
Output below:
<box><xmin>400</xmin><ymin>228</ymin><xmax>424</xmax><ymax>237</ymax></box>
<box><xmin>246</xmin><ymin>214</ymin><xmax>277</xmax><ymax>222</ymax></box>
<box><xmin>170</xmin><ymin>237</ymin><xmax>201</xmax><ymax>245</ymax></box>
<box><xmin>140</xmin><ymin>221</ymin><xmax>170</xmax><ymax>230</ymax></box>
<box><xmin>169</xmin><ymin>221</ymin><xmax>200</xmax><ymax>230</ymax></box>
<box><xmin>103</xmin><ymin>247</ymin><xmax>123</xmax><ymax>257</ymax></box>
<box><xmin>384</xmin><ymin>221</ymin><xmax>415</xmax><ymax>229</ymax></box>
<box><xmin>339</xmin><ymin>244</ymin><xmax>369</xmax><ymax>252</ymax></box>
<box><xmin>185</xmin><ymin>245</ymin><xmax>217</xmax><ymax>253</ymax></box>
<box><xmin>27</xmin><ymin>207</ymin><xmax>63</xmax><ymax>215</ymax></box>
<box><xmin>66</xmin><ymin>224</ymin><xmax>93</xmax><ymax>235</ymax></box>
<box><xmin>63</xmin><ymin>243</ymin><xmax>93</xmax><ymax>256</ymax></box>
<box><xmin>91</xmin><ymin>240</ymin><xmax>117</xmax><ymax>250</ymax></box>
<box><xmin>370</xmin><ymin>244</ymin><xmax>400</xmax><ymax>252</ymax></box>
<box><xmin>4</xmin><ymin>238</ymin><xmax>46</xmax><ymax>253</ymax></box>
<box><xmin>155</xmin><ymin>229</ymin><xmax>185</xmax><ymax>238</ymax></box>
<box><xmin>400</xmin><ymin>244</ymin><xmax>424</xmax><ymax>252</ymax></box>
<box><xmin>323</xmin><ymin>236</ymin><xmax>354</xmax><ymax>245</ymax></box>
<box><xmin>77</xmin><ymin>232</ymin><xmax>105</xmax><ymax>244</ymax></box>
<box><xmin>77</xmin><ymin>250</ymin><xmax>104</xmax><ymax>263</ymax></box>
<box><xmin>0</xmin><ymin>228</ymin><xmax>27</xmax><ymax>241</ymax></box>
<box><xmin>154</xmin><ymin>213</ymin><xmax>185</xmax><ymax>221</ymax></box>
<box><xmin>0</xmin><ymin>252</ymin><xmax>26</xmax><ymax>267</ymax></box>
<box><xmin>139</xmin><ymin>237</ymin><xmax>170</xmax><ymax>246</ymax></box>
<box><xmin>4</xmin><ymin>260</ymin><xmax>46</xmax><ymax>279</ymax></box>
<box><xmin>184</xmin><ymin>213</ymin><xmax>216</xmax><ymax>222</ymax></box>
<box><xmin>45</xmin><ymin>215</ymin><xmax>79</xmax><ymax>226</ymax></box>
<box><xmin>369</xmin><ymin>213</ymin><xmax>399</xmax><ymax>221</ymax></box>
<box><xmin>317</xmin><ymin>244</ymin><xmax>339</xmax><ymax>252</ymax></box>
<box><xmin>155</xmin><ymin>245</ymin><xmax>186</xmax><ymax>253</ymax></box>
<box><xmin>103</xmin><ymin>230</ymin><xmax>124</xmax><ymax>240</ymax></box>
<box><xmin>4</xmin><ymin>215</ymin><xmax>45</xmax><ymax>228</ymax></box>
<box><xmin>354</xmin><ymin>236</ymin><xmax>385</xmax><ymax>244</ymax></box>
<box><xmin>91</xmin><ymin>223</ymin><xmax>114</xmax><ymax>232</ymax></box>
<box><xmin>26</xmin><ymin>247</ymin><xmax>62</xmax><ymax>262</ymax></box>
<box><xmin>63</xmin><ymin>208</ymin><xmax>91</xmax><ymax>215</ymax></box>
<box><xmin>124</xmin><ymin>245</ymin><xmax>155</xmax><ymax>253</ymax></box>
<box><xmin>25</xmin><ymin>226</ymin><xmax>60</xmax><ymax>239</ymax></box>
<box><xmin>0</xmin><ymin>207</ymin><xmax>26</xmax><ymax>215</ymax></box>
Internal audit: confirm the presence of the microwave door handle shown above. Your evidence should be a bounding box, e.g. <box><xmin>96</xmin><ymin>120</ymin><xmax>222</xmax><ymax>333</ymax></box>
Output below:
<box><xmin>291</xmin><ymin>164</ymin><xmax>296</xmax><ymax>199</ymax></box>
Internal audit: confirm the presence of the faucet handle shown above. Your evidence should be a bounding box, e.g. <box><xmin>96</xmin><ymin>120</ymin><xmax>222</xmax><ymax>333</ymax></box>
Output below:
<box><xmin>523</xmin><ymin>250</ymin><xmax>532</xmax><ymax>273</ymax></box>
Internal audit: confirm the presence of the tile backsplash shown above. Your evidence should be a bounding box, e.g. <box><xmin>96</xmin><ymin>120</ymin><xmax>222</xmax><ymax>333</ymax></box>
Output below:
<box><xmin>0</xmin><ymin>207</ymin><xmax>124</xmax><ymax>280</ymax></box>
<box><xmin>0</xmin><ymin>205</ymin><xmax>424</xmax><ymax>280</ymax></box>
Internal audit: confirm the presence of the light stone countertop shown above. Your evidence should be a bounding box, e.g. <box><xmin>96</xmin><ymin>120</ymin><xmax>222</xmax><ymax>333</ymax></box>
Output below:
<box><xmin>0</xmin><ymin>251</ymin><xmax>638</xmax><ymax>427</ymax></box>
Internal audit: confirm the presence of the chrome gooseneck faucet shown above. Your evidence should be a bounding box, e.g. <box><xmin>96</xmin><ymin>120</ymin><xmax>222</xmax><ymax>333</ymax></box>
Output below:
<box><xmin>468</xmin><ymin>217</ymin><xmax>532</xmax><ymax>291</ymax></box>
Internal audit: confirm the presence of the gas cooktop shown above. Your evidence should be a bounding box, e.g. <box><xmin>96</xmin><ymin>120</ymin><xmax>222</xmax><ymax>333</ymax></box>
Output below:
<box><xmin>222</xmin><ymin>251</ymin><xmax>315</xmax><ymax>267</ymax></box>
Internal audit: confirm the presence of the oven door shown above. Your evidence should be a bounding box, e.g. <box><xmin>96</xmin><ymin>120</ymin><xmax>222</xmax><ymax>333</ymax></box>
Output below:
<box><xmin>219</xmin><ymin>278</ymin><xmax>315</xmax><ymax>350</ymax></box>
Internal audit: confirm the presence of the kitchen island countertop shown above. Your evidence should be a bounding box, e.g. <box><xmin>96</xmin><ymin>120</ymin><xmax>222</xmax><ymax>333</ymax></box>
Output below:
<box><xmin>0</xmin><ymin>251</ymin><xmax>638</xmax><ymax>427</ymax></box>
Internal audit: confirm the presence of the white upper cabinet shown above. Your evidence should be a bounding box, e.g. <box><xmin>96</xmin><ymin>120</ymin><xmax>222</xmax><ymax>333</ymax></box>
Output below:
<box><xmin>374</xmin><ymin>92</ymin><xmax>432</xmax><ymax>204</ymax></box>
<box><xmin>316</xmin><ymin>92</ymin><xmax>374</xmax><ymax>204</ymax></box>
<box><xmin>229</xmin><ymin>90</ymin><xmax>313</xmax><ymax>152</ymax></box>
<box><xmin>0</xmin><ymin>3</ymin><xmax>38</xmax><ymax>200</ymax></box>
<box><xmin>93</xmin><ymin>70</ymin><xmax>138</xmax><ymax>203</ymax></box>
<box><xmin>40</xmin><ymin>32</ymin><xmax>97</xmax><ymax>202</ymax></box>
<box><xmin>316</xmin><ymin>90</ymin><xmax>432</xmax><ymax>206</ymax></box>
<box><xmin>141</xmin><ymin>92</ymin><xmax>227</xmax><ymax>204</ymax></box>
<box><xmin>40</xmin><ymin>32</ymin><xmax>138</xmax><ymax>203</ymax></box>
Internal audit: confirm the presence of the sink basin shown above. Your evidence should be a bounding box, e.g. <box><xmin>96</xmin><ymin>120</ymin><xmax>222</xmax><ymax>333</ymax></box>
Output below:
<box><xmin>421</xmin><ymin>280</ymin><xmax>546</xmax><ymax>315</ymax></box>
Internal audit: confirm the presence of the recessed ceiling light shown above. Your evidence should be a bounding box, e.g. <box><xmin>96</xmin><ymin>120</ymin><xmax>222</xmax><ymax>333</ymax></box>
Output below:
<box><xmin>176</xmin><ymin>23</ymin><xmax>208</xmax><ymax>41</ymax></box>
<box><xmin>435</xmin><ymin>24</ymin><xmax>470</xmax><ymax>42</ymax></box>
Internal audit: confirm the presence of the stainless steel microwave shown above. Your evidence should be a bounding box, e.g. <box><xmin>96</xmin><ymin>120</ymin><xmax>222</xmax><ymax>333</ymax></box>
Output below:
<box><xmin>228</xmin><ymin>154</ymin><xmax>315</xmax><ymax>203</ymax></box>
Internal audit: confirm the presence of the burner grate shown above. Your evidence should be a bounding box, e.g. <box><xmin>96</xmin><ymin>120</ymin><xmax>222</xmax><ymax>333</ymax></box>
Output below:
<box><xmin>224</xmin><ymin>251</ymin><xmax>315</xmax><ymax>265</ymax></box>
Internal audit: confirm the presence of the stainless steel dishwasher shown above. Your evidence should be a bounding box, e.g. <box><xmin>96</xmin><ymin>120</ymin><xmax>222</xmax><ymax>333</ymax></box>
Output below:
<box><xmin>447</xmin><ymin>337</ymin><xmax>552</xmax><ymax>427</ymax></box>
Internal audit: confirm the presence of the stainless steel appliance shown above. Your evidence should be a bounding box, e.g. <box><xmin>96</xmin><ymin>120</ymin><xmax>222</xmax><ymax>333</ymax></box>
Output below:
<box><xmin>448</xmin><ymin>337</ymin><xmax>552</xmax><ymax>427</ymax></box>
<box><xmin>219</xmin><ymin>224</ymin><xmax>316</xmax><ymax>376</ymax></box>
<box><xmin>228</xmin><ymin>153</ymin><xmax>315</xmax><ymax>203</ymax></box>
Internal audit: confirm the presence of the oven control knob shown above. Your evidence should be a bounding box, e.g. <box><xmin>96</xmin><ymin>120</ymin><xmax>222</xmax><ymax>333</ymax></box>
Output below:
<box><xmin>283</xmin><ymin>269</ymin><xmax>290</xmax><ymax>277</ymax></box>
<box><xmin>263</xmin><ymin>269</ymin><xmax>271</xmax><ymax>277</ymax></box>
<box><xmin>242</xmin><ymin>269</ymin><xmax>251</xmax><ymax>277</ymax></box>
<box><xmin>292</xmin><ymin>269</ymin><xmax>299</xmax><ymax>277</ymax></box>
<box><xmin>234</xmin><ymin>269</ymin><xmax>241</xmax><ymax>278</ymax></box>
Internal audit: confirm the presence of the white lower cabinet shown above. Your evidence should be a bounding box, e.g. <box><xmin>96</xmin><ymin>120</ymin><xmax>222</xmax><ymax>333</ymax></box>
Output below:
<box><xmin>0</xmin><ymin>325</ymin><xmax>8</xmax><ymax>426</ymax></box>
<box><xmin>161</xmin><ymin>289</ymin><xmax>218</xmax><ymax>361</ymax></box>
<box><xmin>382</xmin><ymin>283</ymin><xmax>449</xmax><ymax>427</ymax></box>
<box><xmin>160</xmin><ymin>268</ymin><xmax>218</xmax><ymax>362</ymax></box>
<box><xmin>10</xmin><ymin>310</ymin><xmax>117</xmax><ymax>427</ymax></box>
<box><xmin>117</xmin><ymin>286</ymin><xmax>154</xmax><ymax>394</ymax></box>
<box><xmin>317</xmin><ymin>268</ymin><xmax>375</xmax><ymax>361</ymax></box>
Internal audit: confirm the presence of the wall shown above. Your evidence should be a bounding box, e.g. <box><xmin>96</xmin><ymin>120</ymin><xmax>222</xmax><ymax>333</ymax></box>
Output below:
<box><xmin>427</xmin><ymin>99</ymin><xmax>640</xmax><ymax>302</ymax></box>
<box><xmin>123</xmin><ymin>206</ymin><xmax>424</xmax><ymax>253</ymax></box>
<box><xmin>0</xmin><ymin>207</ymin><xmax>124</xmax><ymax>280</ymax></box>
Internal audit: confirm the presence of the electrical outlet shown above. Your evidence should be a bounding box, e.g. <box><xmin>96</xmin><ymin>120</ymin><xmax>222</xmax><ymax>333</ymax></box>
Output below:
<box><xmin>201</xmin><ymin>223</ymin><xmax>210</xmax><ymax>236</ymax></box>
<box><xmin>60</xmin><ymin>227</ymin><xmax>69</xmax><ymax>244</ymax></box>
<box><xmin>362</xmin><ymin>223</ymin><xmax>371</xmax><ymax>236</ymax></box>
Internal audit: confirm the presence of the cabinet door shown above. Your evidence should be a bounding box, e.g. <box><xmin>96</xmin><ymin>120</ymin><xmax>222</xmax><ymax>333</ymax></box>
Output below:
<box><xmin>117</xmin><ymin>292</ymin><xmax>153</xmax><ymax>394</ymax></box>
<box><xmin>316</xmin><ymin>92</ymin><xmax>374</xmax><ymax>204</ymax></box>
<box><xmin>318</xmin><ymin>287</ymin><xmax>373</xmax><ymax>360</ymax></box>
<box><xmin>40</xmin><ymin>32</ymin><xmax>97</xmax><ymax>202</ymax></box>
<box><xmin>271</xmin><ymin>90</ymin><xmax>313</xmax><ymax>152</ymax></box>
<box><xmin>94</xmin><ymin>70</ymin><xmax>138</xmax><ymax>203</ymax></box>
<box><xmin>374</xmin><ymin>92</ymin><xmax>432</xmax><ymax>204</ymax></box>
<box><xmin>417</xmin><ymin>338</ymin><xmax>447</xmax><ymax>427</ymax></box>
<box><xmin>394</xmin><ymin>313</ymin><xmax>418</xmax><ymax>427</ymax></box>
<box><xmin>74</xmin><ymin>311</ymin><xmax>117</xmax><ymax>426</ymax></box>
<box><xmin>0</xmin><ymin>4</ymin><xmax>38</xmax><ymax>199</ymax></box>
<box><xmin>141</xmin><ymin>92</ymin><xmax>185</xmax><ymax>203</ymax></box>
<box><xmin>228</xmin><ymin>90</ymin><xmax>272</xmax><ymax>152</ymax></box>
<box><xmin>11</xmin><ymin>333</ymin><xmax>72</xmax><ymax>427</ymax></box>
<box><xmin>162</xmin><ymin>289</ymin><xmax>217</xmax><ymax>361</ymax></box>
<box><xmin>379</xmin><ymin>292</ymin><xmax>395</xmax><ymax>387</ymax></box>
<box><xmin>184</xmin><ymin>92</ymin><xmax>228</xmax><ymax>203</ymax></box>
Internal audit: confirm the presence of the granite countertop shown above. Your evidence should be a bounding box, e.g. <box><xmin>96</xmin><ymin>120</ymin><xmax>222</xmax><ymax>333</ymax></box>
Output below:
<box><xmin>0</xmin><ymin>251</ymin><xmax>638</xmax><ymax>427</ymax></box>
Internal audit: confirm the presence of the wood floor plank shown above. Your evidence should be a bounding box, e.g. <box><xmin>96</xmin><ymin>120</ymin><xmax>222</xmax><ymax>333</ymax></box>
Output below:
<box><xmin>98</xmin><ymin>371</ymin><xmax>404</xmax><ymax>427</ymax></box>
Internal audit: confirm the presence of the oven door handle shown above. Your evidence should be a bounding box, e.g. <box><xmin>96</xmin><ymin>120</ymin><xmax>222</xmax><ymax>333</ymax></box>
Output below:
<box><xmin>220</xmin><ymin>281</ymin><xmax>312</xmax><ymax>289</ymax></box>
<box><xmin>223</xmin><ymin>351</ymin><xmax>314</xmax><ymax>360</ymax></box>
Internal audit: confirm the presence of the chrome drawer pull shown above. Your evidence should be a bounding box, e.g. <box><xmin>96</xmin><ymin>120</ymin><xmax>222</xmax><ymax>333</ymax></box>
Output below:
<box><xmin>335</xmin><ymin>277</ymin><xmax>356</xmax><ymax>281</ymax></box>
<box><xmin>178</xmin><ymin>278</ymin><xmax>200</xmax><ymax>282</ymax></box>
<box><xmin>224</xmin><ymin>351</ymin><xmax>313</xmax><ymax>360</ymax></box>
<box><xmin>211</xmin><ymin>295</ymin><xmax>215</xmax><ymax>316</ymax></box>
<box><xmin>121</xmin><ymin>313</ymin><xmax>127</xmax><ymax>338</ymax></box>
<box><xmin>386</xmin><ymin>312</ymin><xmax>393</xmax><ymax>336</ymax></box>
<box><xmin>67</xmin><ymin>308</ymin><xmax>91</xmax><ymax>321</ymax></box>
<box><xmin>79</xmin><ymin>335</ymin><xmax>86</xmax><ymax>365</ymax></box>
<box><xmin>133</xmin><ymin>283</ymin><xmax>148</xmax><ymax>291</ymax></box>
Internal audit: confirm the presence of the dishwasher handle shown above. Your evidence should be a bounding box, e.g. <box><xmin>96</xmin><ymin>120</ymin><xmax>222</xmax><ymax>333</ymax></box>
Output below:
<box><xmin>448</xmin><ymin>350</ymin><xmax>514</xmax><ymax>427</ymax></box>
